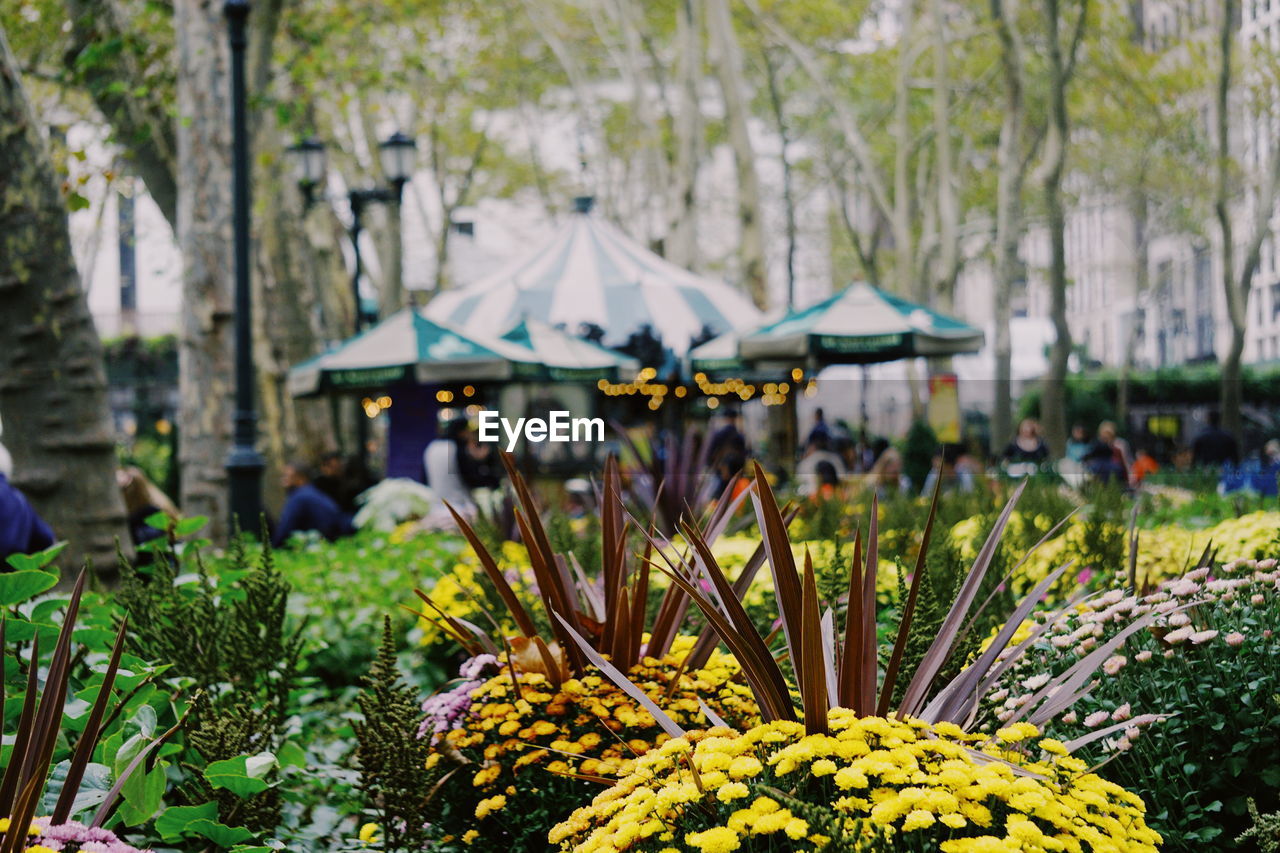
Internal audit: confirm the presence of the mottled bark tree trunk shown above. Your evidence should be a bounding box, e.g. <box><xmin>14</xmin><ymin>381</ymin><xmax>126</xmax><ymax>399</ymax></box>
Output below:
<box><xmin>990</xmin><ymin>0</ymin><xmax>1026</xmax><ymax>452</ymax></box>
<box><xmin>0</xmin><ymin>26</ymin><xmax>130</xmax><ymax>574</ymax></box>
<box><xmin>667</xmin><ymin>0</ymin><xmax>702</xmax><ymax>269</ymax></box>
<box><xmin>707</xmin><ymin>0</ymin><xmax>767</xmax><ymax>309</ymax></box>
<box><xmin>174</xmin><ymin>0</ymin><xmax>236</xmax><ymax>541</ymax></box>
<box><xmin>1039</xmin><ymin>0</ymin><xmax>1074</xmax><ymax>456</ymax></box>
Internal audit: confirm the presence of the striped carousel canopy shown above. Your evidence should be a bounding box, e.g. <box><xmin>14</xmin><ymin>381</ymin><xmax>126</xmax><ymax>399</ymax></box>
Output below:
<box><xmin>499</xmin><ymin>317</ymin><xmax>639</xmax><ymax>381</ymax></box>
<box><xmin>424</xmin><ymin>199</ymin><xmax>762</xmax><ymax>354</ymax></box>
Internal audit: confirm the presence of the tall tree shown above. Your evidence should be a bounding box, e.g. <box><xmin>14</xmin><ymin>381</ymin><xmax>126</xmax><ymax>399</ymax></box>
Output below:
<box><xmin>988</xmin><ymin>0</ymin><xmax>1028</xmax><ymax>452</ymax></box>
<box><xmin>1214</xmin><ymin>0</ymin><xmax>1280</xmax><ymax>441</ymax></box>
<box><xmin>707</xmin><ymin>0</ymin><xmax>767</xmax><ymax>308</ymax></box>
<box><xmin>1036</xmin><ymin>0</ymin><xmax>1088</xmax><ymax>455</ymax></box>
<box><xmin>0</xmin><ymin>24</ymin><xmax>129</xmax><ymax>572</ymax></box>
<box><xmin>173</xmin><ymin>0</ymin><xmax>236</xmax><ymax>540</ymax></box>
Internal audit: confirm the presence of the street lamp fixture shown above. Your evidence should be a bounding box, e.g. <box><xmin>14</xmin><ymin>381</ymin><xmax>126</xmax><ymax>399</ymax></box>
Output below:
<box><xmin>285</xmin><ymin>136</ymin><xmax>326</xmax><ymax>207</ymax></box>
<box><xmin>284</xmin><ymin>131</ymin><xmax>417</xmax><ymax>467</ymax></box>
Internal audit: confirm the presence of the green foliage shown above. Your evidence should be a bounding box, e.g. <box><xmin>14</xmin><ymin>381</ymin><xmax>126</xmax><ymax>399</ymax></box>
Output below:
<box><xmin>355</xmin><ymin>617</ymin><xmax>433</xmax><ymax>852</ymax></box>
<box><xmin>1239</xmin><ymin>798</ymin><xmax>1280</xmax><ymax>852</ymax></box>
<box><xmin>114</xmin><ymin>521</ymin><xmax>302</xmax><ymax>837</ymax></box>
<box><xmin>1069</xmin><ymin>482</ymin><xmax>1129</xmax><ymax>579</ymax></box>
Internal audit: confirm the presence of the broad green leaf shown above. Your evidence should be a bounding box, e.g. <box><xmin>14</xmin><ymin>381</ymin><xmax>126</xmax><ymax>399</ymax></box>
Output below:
<box><xmin>0</xmin><ymin>570</ymin><xmax>58</xmax><ymax>605</ymax></box>
<box><xmin>5</xmin><ymin>542</ymin><xmax>66</xmax><ymax>572</ymax></box>
<box><xmin>187</xmin><ymin>819</ymin><xmax>257</xmax><ymax>846</ymax></box>
<box><xmin>117</xmin><ymin>761</ymin><xmax>168</xmax><ymax>825</ymax></box>
<box><xmin>205</xmin><ymin>755</ymin><xmax>273</xmax><ymax>798</ymax></box>
<box><xmin>155</xmin><ymin>802</ymin><xmax>219</xmax><ymax>840</ymax></box>
<box><xmin>174</xmin><ymin>515</ymin><xmax>209</xmax><ymax>537</ymax></box>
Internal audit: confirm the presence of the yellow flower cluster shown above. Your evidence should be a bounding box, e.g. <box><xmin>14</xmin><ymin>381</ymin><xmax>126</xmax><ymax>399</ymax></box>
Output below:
<box><xmin>417</xmin><ymin>540</ymin><xmax>539</xmax><ymax>647</ymax></box>
<box><xmin>952</xmin><ymin>510</ymin><xmax>1280</xmax><ymax>597</ymax></box>
<box><xmin>431</xmin><ymin>638</ymin><xmax>758</xmax><ymax>823</ymax></box>
<box><xmin>551</xmin><ymin>711</ymin><xmax>1160</xmax><ymax>852</ymax></box>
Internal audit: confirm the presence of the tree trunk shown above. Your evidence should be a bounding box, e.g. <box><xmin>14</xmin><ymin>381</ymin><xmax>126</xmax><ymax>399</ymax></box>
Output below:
<box><xmin>667</xmin><ymin>0</ymin><xmax>702</xmax><ymax>268</ymax></box>
<box><xmin>761</xmin><ymin>47</ymin><xmax>798</xmax><ymax>308</ymax></box>
<box><xmin>174</xmin><ymin>0</ymin><xmax>236</xmax><ymax>542</ymax></box>
<box><xmin>930</xmin><ymin>0</ymin><xmax>960</xmax><ymax>305</ymax></box>
<box><xmin>1117</xmin><ymin>191</ymin><xmax>1149</xmax><ymax>430</ymax></box>
<box><xmin>990</xmin><ymin>0</ymin><xmax>1024</xmax><ymax>453</ymax></box>
<box><xmin>894</xmin><ymin>0</ymin><xmax>917</xmax><ymax>302</ymax></box>
<box><xmin>1039</xmin><ymin>0</ymin><xmax>1075</xmax><ymax>456</ymax></box>
<box><xmin>707</xmin><ymin>0</ymin><xmax>767</xmax><ymax>309</ymax></box>
<box><xmin>0</xmin><ymin>26</ymin><xmax>130</xmax><ymax>574</ymax></box>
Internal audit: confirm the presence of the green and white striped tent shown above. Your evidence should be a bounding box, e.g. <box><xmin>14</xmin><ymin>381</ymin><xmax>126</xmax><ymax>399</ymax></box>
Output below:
<box><xmin>424</xmin><ymin>201</ymin><xmax>762</xmax><ymax>353</ymax></box>
<box><xmin>499</xmin><ymin>318</ymin><xmax>639</xmax><ymax>381</ymax></box>
<box><xmin>287</xmin><ymin>309</ymin><xmax>544</xmax><ymax>397</ymax></box>
<box><xmin>737</xmin><ymin>283</ymin><xmax>984</xmax><ymax>365</ymax></box>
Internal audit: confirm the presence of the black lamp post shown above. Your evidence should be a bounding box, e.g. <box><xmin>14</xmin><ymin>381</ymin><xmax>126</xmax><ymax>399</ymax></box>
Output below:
<box><xmin>224</xmin><ymin>0</ymin><xmax>265</xmax><ymax>534</ymax></box>
<box><xmin>286</xmin><ymin>130</ymin><xmax>416</xmax><ymax>467</ymax></box>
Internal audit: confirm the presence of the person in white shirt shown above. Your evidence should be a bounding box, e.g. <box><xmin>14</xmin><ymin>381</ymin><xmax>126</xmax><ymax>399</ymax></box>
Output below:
<box><xmin>424</xmin><ymin>418</ymin><xmax>476</xmax><ymax>513</ymax></box>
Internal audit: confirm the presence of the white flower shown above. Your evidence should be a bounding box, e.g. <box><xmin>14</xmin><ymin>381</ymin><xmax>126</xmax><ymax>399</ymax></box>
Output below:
<box><xmin>1168</xmin><ymin>579</ymin><xmax>1199</xmax><ymax>597</ymax></box>
<box><xmin>1168</xmin><ymin>613</ymin><xmax>1191</xmax><ymax>627</ymax></box>
<box><xmin>1021</xmin><ymin>674</ymin><xmax>1051</xmax><ymax>691</ymax></box>
<box><xmin>1084</xmin><ymin>710</ymin><xmax>1110</xmax><ymax>728</ymax></box>
<box><xmin>1103</xmin><ymin>655</ymin><xmax>1127</xmax><ymax>676</ymax></box>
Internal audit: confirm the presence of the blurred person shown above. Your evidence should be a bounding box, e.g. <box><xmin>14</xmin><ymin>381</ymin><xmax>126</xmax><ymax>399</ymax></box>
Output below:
<box><xmin>865</xmin><ymin>447</ymin><xmax>912</xmax><ymax>499</ymax></box>
<box><xmin>1002</xmin><ymin>418</ymin><xmax>1050</xmax><ymax>476</ymax></box>
<box><xmin>706</xmin><ymin>408</ymin><xmax>747</xmax><ymax>468</ymax></box>
<box><xmin>117</xmin><ymin>466</ymin><xmax>179</xmax><ymax>546</ymax></box>
<box><xmin>813</xmin><ymin>459</ymin><xmax>841</xmax><ymax>500</ymax></box>
<box><xmin>1130</xmin><ymin>445</ymin><xmax>1160</xmax><ymax>486</ymax></box>
<box><xmin>1265</xmin><ymin>439</ymin><xmax>1280</xmax><ymax>466</ymax></box>
<box><xmin>1172</xmin><ymin>444</ymin><xmax>1194</xmax><ymax>473</ymax></box>
<box><xmin>1083</xmin><ymin>421</ymin><xmax>1130</xmax><ymax>485</ymax></box>
<box><xmin>313</xmin><ymin>451</ymin><xmax>347</xmax><ymax>508</ymax></box>
<box><xmin>272</xmin><ymin>460</ymin><xmax>355</xmax><ymax>547</ymax></box>
<box><xmin>805</xmin><ymin>407</ymin><xmax>832</xmax><ymax>446</ymax></box>
<box><xmin>1192</xmin><ymin>410</ymin><xmax>1239</xmax><ymax>468</ymax></box>
<box><xmin>714</xmin><ymin>453</ymin><xmax>751</xmax><ymax>504</ymax></box>
<box><xmin>0</xmin><ymin>443</ymin><xmax>55</xmax><ymax>560</ymax></box>
<box><xmin>921</xmin><ymin>444</ymin><xmax>975</xmax><ymax>495</ymax></box>
<box><xmin>461</xmin><ymin>433</ymin><xmax>501</xmax><ymax>490</ymax></box>
<box><xmin>424</xmin><ymin>418</ymin><xmax>475</xmax><ymax>512</ymax></box>
<box><xmin>795</xmin><ymin>433</ymin><xmax>847</xmax><ymax>497</ymax></box>
<box><xmin>1065</xmin><ymin>424</ymin><xmax>1091</xmax><ymax>463</ymax></box>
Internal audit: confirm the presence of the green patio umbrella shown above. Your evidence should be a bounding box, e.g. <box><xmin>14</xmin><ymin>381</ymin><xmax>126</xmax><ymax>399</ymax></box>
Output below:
<box><xmin>738</xmin><ymin>282</ymin><xmax>984</xmax><ymax>366</ymax></box>
<box><xmin>288</xmin><ymin>309</ymin><xmax>543</xmax><ymax>397</ymax></box>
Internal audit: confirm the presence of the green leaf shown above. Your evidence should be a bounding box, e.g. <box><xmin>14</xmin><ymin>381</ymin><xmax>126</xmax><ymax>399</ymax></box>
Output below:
<box><xmin>187</xmin><ymin>819</ymin><xmax>257</xmax><ymax>846</ymax></box>
<box><xmin>5</xmin><ymin>542</ymin><xmax>66</xmax><ymax>571</ymax></box>
<box><xmin>67</xmin><ymin>193</ymin><xmax>91</xmax><ymax>212</ymax></box>
<box><xmin>204</xmin><ymin>753</ymin><xmax>276</xmax><ymax>798</ymax></box>
<box><xmin>174</xmin><ymin>515</ymin><xmax>209</xmax><ymax>537</ymax></box>
<box><xmin>155</xmin><ymin>802</ymin><xmax>218</xmax><ymax>840</ymax></box>
<box><xmin>117</xmin><ymin>761</ymin><xmax>167</xmax><ymax>825</ymax></box>
<box><xmin>276</xmin><ymin>741</ymin><xmax>307</xmax><ymax>769</ymax></box>
<box><xmin>0</xmin><ymin>570</ymin><xmax>59</xmax><ymax>605</ymax></box>
<box><xmin>144</xmin><ymin>511</ymin><xmax>170</xmax><ymax>531</ymax></box>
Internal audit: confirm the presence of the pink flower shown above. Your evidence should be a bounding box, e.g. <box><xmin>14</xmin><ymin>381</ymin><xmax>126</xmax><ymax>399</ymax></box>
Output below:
<box><xmin>1168</xmin><ymin>613</ymin><xmax>1191</xmax><ymax>627</ymax></box>
<box><xmin>1190</xmin><ymin>630</ymin><xmax>1219</xmax><ymax>644</ymax></box>
<box><xmin>1078</xmin><ymin>637</ymin><xmax>1098</xmax><ymax>653</ymax></box>
<box><xmin>1021</xmin><ymin>674</ymin><xmax>1050</xmax><ymax>691</ymax></box>
<box><xmin>1116</xmin><ymin>736</ymin><xmax>1133</xmax><ymax>752</ymax></box>
<box><xmin>1164</xmin><ymin>626</ymin><xmax>1193</xmax><ymax>644</ymax></box>
<box><xmin>1062</xmin><ymin>711</ymin><xmax>1078</xmax><ymax>724</ymax></box>
<box><xmin>1258</xmin><ymin>559</ymin><xmax>1277</xmax><ymax>570</ymax></box>
<box><xmin>1135</xmin><ymin>650</ymin><xmax>1153</xmax><ymax>662</ymax></box>
<box><xmin>1111</xmin><ymin>703</ymin><xmax>1132</xmax><ymax>721</ymax></box>
<box><xmin>1103</xmin><ymin>655</ymin><xmax>1127</xmax><ymax>676</ymax></box>
<box><xmin>1125</xmin><ymin>726</ymin><xmax>1141</xmax><ymax>740</ymax></box>
<box><xmin>1168</xmin><ymin>579</ymin><xmax>1199</xmax><ymax>597</ymax></box>
<box><xmin>1252</xmin><ymin>594</ymin><xmax>1266</xmax><ymax>606</ymax></box>
<box><xmin>1225</xmin><ymin>632</ymin><xmax>1246</xmax><ymax>648</ymax></box>
<box><xmin>1163</xmin><ymin>649</ymin><xmax>1176</xmax><ymax>658</ymax></box>
<box><xmin>1084</xmin><ymin>710</ymin><xmax>1110</xmax><ymax>728</ymax></box>
<box><xmin>1077</xmin><ymin>568</ymin><xmax>1095</xmax><ymax>585</ymax></box>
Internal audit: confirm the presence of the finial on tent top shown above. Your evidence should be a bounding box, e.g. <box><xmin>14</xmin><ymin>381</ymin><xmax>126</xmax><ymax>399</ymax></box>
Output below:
<box><xmin>573</xmin><ymin>196</ymin><xmax>595</xmax><ymax>215</ymax></box>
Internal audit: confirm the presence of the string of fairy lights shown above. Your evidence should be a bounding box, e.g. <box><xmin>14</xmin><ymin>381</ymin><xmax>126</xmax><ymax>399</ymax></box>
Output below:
<box><xmin>596</xmin><ymin>366</ymin><xmax>818</xmax><ymax>410</ymax></box>
<box><xmin>362</xmin><ymin>369</ymin><xmax>819</xmax><ymax>418</ymax></box>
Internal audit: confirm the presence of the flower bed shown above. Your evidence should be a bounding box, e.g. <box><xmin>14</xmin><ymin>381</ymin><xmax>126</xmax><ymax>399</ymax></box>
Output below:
<box><xmin>551</xmin><ymin>712</ymin><xmax>1161</xmax><ymax>852</ymax></box>
<box><xmin>982</xmin><ymin>558</ymin><xmax>1280</xmax><ymax>847</ymax></box>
